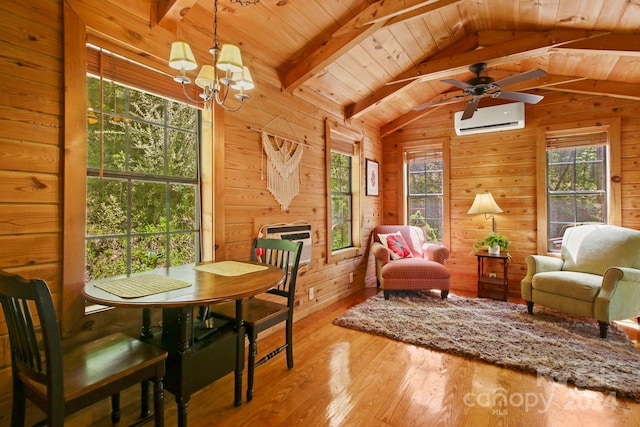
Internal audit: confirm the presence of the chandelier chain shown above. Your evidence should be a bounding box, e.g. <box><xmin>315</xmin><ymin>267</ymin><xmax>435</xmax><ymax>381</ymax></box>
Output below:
<box><xmin>230</xmin><ymin>0</ymin><xmax>260</xmax><ymax>5</ymax></box>
<box><xmin>213</xmin><ymin>0</ymin><xmax>219</xmax><ymax>48</ymax></box>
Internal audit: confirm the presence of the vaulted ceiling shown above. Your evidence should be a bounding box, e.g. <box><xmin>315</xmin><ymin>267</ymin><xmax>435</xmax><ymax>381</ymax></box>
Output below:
<box><xmin>152</xmin><ymin>0</ymin><xmax>640</xmax><ymax>135</ymax></box>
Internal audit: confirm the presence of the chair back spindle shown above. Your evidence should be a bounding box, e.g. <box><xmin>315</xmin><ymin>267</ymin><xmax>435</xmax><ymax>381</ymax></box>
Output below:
<box><xmin>252</xmin><ymin>238</ymin><xmax>302</xmax><ymax>302</ymax></box>
<box><xmin>0</xmin><ymin>275</ymin><xmax>64</xmax><ymax>403</ymax></box>
<box><xmin>0</xmin><ymin>270</ymin><xmax>167</xmax><ymax>426</ymax></box>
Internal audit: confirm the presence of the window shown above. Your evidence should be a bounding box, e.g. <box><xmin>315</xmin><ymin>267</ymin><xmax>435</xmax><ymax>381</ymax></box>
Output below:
<box><xmin>546</xmin><ymin>137</ymin><xmax>607</xmax><ymax>251</ymax></box>
<box><xmin>330</xmin><ymin>151</ymin><xmax>352</xmax><ymax>249</ymax></box>
<box><xmin>325</xmin><ymin>120</ymin><xmax>362</xmax><ymax>262</ymax></box>
<box><xmin>86</xmin><ymin>74</ymin><xmax>200</xmax><ymax>280</ymax></box>
<box><xmin>536</xmin><ymin>119</ymin><xmax>621</xmax><ymax>253</ymax></box>
<box><xmin>406</xmin><ymin>149</ymin><xmax>444</xmax><ymax>243</ymax></box>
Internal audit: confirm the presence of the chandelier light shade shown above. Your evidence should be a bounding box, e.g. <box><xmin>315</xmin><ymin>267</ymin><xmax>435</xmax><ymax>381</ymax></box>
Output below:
<box><xmin>467</xmin><ymin>192</ymin><xmax>503</xmax><ymax>232</ymax></box>
<box><xmin>195</xmin><ymin>65</ymin><xmax>216</xmax><ymax>90</ymax></box>
<box><xmin>217</xmin><ymin>44</ymin><xmax>243</xmax><ymax>72</ymax></box>
<box><xmin>168</xmin><ymin>0</ymin><xmax>256</xmax><ymax>111</ymax></box>
<box><xmin>169</xmin><ymin>42</ymin><xmax>198</xmax><ymax>84</ymax></box>
<box><xmin>231</xmin><ymin>66</ymin><xmax>254</xmax><ymax>92</ymax></box>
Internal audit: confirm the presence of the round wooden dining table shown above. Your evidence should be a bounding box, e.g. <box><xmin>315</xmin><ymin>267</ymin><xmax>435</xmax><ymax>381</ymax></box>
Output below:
<box><xmin>83</xmin><ymin>261</ymin><xmax>285</xmax><ymax>427</ymax></box>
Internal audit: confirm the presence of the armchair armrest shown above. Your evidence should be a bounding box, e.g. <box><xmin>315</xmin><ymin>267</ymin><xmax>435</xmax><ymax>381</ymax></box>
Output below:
<box><xmin>371</xmin><ymin>241</ymin><xmax>392</xmax><ymax>288</ymax></box>
<box><xmin>525</xmin><ymin>255</ymin><xmax>564</xmax><ymax>274</ymax></box>
<box><xmin>595</xmin><ymin>267</ymin><xmax>640</xmax><ymax>321</ymax></box>
<box><xmin>372</xmin><ymin>242</ymin><xmax>391</xmax><ymax>266</ymax></box>
<box><xmin>423</xmin><ymin>243</ymin><xmax>449</xmax><ymax>265</ymax></box>
<box><xmin>521</xmin><ymin>255</ymin><xmax>564</xmax><ymax>301</ymax></box>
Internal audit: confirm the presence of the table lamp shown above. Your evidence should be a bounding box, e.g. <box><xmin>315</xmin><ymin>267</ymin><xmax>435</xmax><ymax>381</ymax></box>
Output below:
<box><xmin>467</xmin><ymin>192</ymin><xmax>503</xmax><ymax>232</ymax></box>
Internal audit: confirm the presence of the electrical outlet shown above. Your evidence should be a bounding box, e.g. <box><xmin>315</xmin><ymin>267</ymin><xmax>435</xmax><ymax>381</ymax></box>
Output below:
<box><xmin>309</xmin><ymin>287</ymin><xmax>314</xmax><ymax>300</ymax></box>
<box><xmin>349</xmin><ymin>272</ymin><xmax>354</xmax><ymax>283</ymax></box>
<box><xmin>489</xmin><ymin>273</ymin><xmax>497</xmax><ymax>278</ymax></box>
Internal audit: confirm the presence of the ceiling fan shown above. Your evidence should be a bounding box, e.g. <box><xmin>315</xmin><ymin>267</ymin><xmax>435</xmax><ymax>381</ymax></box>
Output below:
<box><xmin>413</xmin><ymin>62</ymin><xmax>548</xmax><ymax>120</ymax></box>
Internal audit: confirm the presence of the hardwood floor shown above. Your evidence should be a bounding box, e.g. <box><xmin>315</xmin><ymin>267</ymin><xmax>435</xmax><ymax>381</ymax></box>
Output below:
<box><xmin>59</xmin><ymin>287</ymin><xmax>640</xmax><ymax>427</ymax></box>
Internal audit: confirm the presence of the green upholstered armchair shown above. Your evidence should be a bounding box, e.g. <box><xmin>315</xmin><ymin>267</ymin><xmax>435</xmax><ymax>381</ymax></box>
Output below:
<box><xmin>521</xmin><ymin>224</ymin><xmax>640</xmax><ymax>338</ymax></box>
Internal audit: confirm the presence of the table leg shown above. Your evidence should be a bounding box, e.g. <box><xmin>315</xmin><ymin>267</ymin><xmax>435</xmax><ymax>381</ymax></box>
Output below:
<box><xmin>177</xmin><ymin>307</ymin><xmax>193</xmax><ymax>426</ymax></box>
<box><xmin>177</xmin><ymin>401</ymin><xmax>189</xmax><ymax>427</ymax></box>
<box><xmin>503</xmin><ymin>258</ymin><xmax>508</xmax><ymax>301</ymax></box>
<box><xmin>140</xmin><ymin>308</ymin><xmax>153</xmax><ymax>418</ymax></box>
<box><xmin>234</xmin><ymin>299</ymin><xmax>245</xmax><ymax>407</ymax></box>
<box><xmin>160</xmin><ymin>306</ymin><xmax>195</xmax><ymax>427</ymax></box>
<box><xmin>141</xmin><ymin>308</ymin><xmax>154</xmax><ymax>339</ymax></box>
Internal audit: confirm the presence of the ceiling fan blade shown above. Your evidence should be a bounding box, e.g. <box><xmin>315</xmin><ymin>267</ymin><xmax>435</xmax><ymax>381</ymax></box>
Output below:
<box><xmin>492</xmin><ymin>69</ymin><xmax>548</xmax><ymax>88</ymax></box>
<box><xmin>413</xmin><ymin>95</ymin><xmax>465</xmax><ymax>111</ymax></box>
<box><xmin>441</xmin><ymin>79</ymin><xmax>473</xmax><ymax>90</ymax></box>
<box><xmin>494</xmin><ymin>91</ymin><xmax>544</xmax><ymax>104</ymax></box>
<box><xmin>461</xmin><ymin>97</ymin><xmax>481</xmax><ymax>120</ymax></box>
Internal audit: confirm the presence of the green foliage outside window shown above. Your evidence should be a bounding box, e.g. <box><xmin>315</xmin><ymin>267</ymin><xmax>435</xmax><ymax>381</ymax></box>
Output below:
<box><xmin>86</xmin><ymin>76</ymin><xmax>200</xmax><ymax>281</ymax></box>
<box><xmin>330</xmin><ymin>152</ymin><xmax>352</xmax><ymax>250</ymax></box>
<box><xmin>408</xmin><ymin>211</ymin><xmax>438</xmax><ymax>242</ymax></box>
<box><xmin>547</xmin><ymin>145</ymin><xmax>607</xmax><ymax>250</ymax></box>
<box><xmin>407</xmin><ymin>158</ymin><xmax>443</xmax><ymax>243</ymax></box>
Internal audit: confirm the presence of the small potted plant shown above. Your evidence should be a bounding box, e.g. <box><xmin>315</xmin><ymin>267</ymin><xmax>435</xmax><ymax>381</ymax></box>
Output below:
<box><xmin>472</xmin><ymin>231</ymin><xmax>511</xmax><ymax>257</ymax></box>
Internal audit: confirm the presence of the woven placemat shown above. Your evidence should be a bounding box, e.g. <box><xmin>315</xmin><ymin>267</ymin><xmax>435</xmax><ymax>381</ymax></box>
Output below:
<box><xmin>194</xmin><ymin>261</ymin><xmax>268</xmax><ymax>276</ymax></box>
<box><xmin>94</xmin><ymin>274</ymin><xmax>192</xmax><ymax>298</ymax></box>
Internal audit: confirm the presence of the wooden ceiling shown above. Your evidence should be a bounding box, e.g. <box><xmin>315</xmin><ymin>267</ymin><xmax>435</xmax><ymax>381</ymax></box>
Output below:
<box><xmin>154</xmin><ymin>0</ymin><xmax>640</xmax><ymax>134</ymax></box>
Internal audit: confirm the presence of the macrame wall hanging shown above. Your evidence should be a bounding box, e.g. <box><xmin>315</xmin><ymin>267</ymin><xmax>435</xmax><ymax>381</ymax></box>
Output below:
<box><xmin>250</xmin><ymin>114</ymin><xmax>309</xmax><ymax>210</ymax></box>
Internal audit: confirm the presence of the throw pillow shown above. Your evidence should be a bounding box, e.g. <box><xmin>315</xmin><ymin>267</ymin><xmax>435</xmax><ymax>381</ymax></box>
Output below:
<box><xmin>378</xmin><ymin>231</ymin><xmax>413</xmax><ymax>260</ymax></box>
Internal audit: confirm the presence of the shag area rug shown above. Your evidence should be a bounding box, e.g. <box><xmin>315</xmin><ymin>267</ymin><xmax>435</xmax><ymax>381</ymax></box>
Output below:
<box><xmin>333</xmin><ymin>291</ymin><xmax>640</xmax><ymax>401</ymax></box>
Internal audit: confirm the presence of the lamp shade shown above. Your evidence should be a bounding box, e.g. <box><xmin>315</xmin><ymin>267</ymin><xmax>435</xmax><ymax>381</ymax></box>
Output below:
<box><xmin>195</xmin><ymin>65</ymin><xmax>216</xmax><ymax>89</ymax></box>
<box><xmin>230</xmin><ymin>66</ymin><xmax>254</xmax><ymax>91</ymax></box>
<box><xmin>169</xmin><ymin>41</ymin><xmax>198</xmax><ymax>71</ymax></box>
<box><xmin>467</xmin><ymin>192</ymin><xmax>503</xmax><ymax>215</ymax></box>
<box><xmin>216</xmin><ymin>44</ymin><xmax>243</xmax><ymax>73</ymax></box>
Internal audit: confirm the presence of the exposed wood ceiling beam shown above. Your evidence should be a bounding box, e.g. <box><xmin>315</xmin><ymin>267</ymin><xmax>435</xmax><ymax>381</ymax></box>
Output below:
<box><xmin>380</xmin><ymin>74</ymin><xmax>586</xmax><ymax>137</ymax></box>
<box><xmin>553</xmin><ymin>34</ymin><xmax>640</xmax><ymax>57</ymax></box>
<box><xmin>336</xmin><ymin>0</ymin><xmax>458</xmax><ymax>34</ymax></box>
<box><xmin>546</xmin><ymin>79</ymin><xmax>640</xmax><ymax>100</ymax></box>
<box><xmin>154</xmin><ymin>0</ymin><xmax>197</xmax><ymax>30</ymax></box>
<box><xmin>380</xmin><ymin>104</ymin><xmax>448</xmax><ymax>138</ymax></box>
<box><xmin>346</xmin><ymin>29</ymin><xmax>609</xmax><ymax>120</ymax></box>
<box><xmin>280</xmin><ymin>21</ymin><xmax>385</xmax><ymax>91</ymax></box>
<box><xmin>280</xmin><ymin>0</ymin><xmax>461</xmax><ymax>91</ymax></box>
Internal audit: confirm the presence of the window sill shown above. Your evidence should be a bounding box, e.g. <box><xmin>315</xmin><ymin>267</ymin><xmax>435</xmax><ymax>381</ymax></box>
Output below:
<box><xmin>328</xmin><ymin>246</ymin><xmax>361</xmax><ymax>263</ymax></box>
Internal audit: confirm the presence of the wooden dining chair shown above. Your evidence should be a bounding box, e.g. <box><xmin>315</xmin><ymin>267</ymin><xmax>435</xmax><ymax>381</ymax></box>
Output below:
<box><xmin>208</xmin><ymin>238</ymin><xmax>303</xmax><ymax>401</ymax></box>
<box><xmin>0</xmin><ymin>270</ymin><xmax>167</xmax><ymax>427</ymax></box>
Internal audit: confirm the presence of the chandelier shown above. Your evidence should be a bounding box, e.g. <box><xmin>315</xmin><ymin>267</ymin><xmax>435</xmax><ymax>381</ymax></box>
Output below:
<box><xmin>168</xmin><ymin>0</ymin><xmax>258</xmax><ymax>111</ymax></box>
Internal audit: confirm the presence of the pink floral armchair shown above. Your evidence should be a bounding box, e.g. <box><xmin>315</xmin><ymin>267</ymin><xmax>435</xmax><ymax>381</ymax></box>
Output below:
<box><xmin>371</xmin><ymin>225</ymin><xmax>451</xmax><ymax>300</ymax></box>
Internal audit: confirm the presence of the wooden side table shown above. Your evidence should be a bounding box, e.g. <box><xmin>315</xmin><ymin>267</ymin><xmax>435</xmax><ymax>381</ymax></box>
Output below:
<box><xmin>475</xmin><ymin>250</ymin><xmax>509</xmax><ymax>300</ymax></box>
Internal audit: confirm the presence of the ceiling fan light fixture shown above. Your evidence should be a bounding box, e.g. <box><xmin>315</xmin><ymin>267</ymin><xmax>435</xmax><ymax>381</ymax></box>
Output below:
<box><xmin>413</xmin><ymin>63</ymin><xmax>548</xmax><ymax>119</ymax></box>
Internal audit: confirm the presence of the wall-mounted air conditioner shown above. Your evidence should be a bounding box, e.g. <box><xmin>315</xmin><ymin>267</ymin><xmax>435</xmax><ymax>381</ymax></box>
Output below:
<box><xmin>454</xmin><ymin>102</ymin><xmax>525</xmax><ymax>136</ymax></box>
<box><xmin>264</xmin><ymin>223</ymin><xmax>312</xmax><ymax>265</ymax></box>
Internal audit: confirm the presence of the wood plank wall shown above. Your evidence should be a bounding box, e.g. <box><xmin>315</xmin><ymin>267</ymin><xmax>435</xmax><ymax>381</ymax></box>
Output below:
<box><xmin>382</xmin><ymin>91</ymin><xmax>640</xmax><ymax>297</ymax></box>
<box><xmin>0</xmin><ymin>2</ymin><xmax>380</xmax><ymax>424</ymax></box>
<box><xmin>0</xmin><ymin>1</ymin><xmax>64</xmax><ymax>420</ymax></box>
<box><xmin>2</xmin><ymin>0</ymin><xmax>639</xmax><ymax>424</ymax></box>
